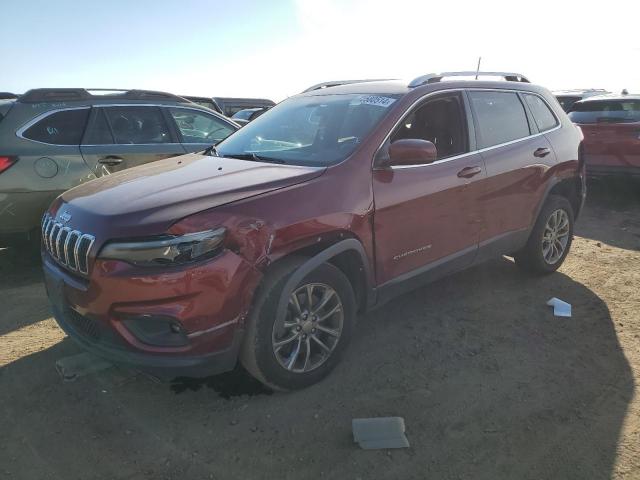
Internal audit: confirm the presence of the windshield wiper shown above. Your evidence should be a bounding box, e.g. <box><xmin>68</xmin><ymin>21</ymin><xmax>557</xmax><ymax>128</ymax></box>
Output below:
<box><xmin>222</xmin><ymin>153</ymin><xmax>286</xmax><ymax>164</ymax></box>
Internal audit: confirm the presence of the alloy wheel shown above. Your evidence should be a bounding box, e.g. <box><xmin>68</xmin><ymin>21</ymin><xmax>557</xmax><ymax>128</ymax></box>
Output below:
<box><xmin>542</xmin><ymin>208</ymin><xmax>570</xmax><ymax>264</ymax></box>
<box><xmin>271</xmin><ymin>282</ymin><xmax>344</xmax><ymax>373</ymax></box>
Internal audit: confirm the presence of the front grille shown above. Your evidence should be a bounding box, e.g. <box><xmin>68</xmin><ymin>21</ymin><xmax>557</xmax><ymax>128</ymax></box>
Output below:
<box><xmin>42</xmin><ymin>213</ymin><xmax>95</xmax><ymax>274</ymax></box>
<box><xmin>67</xmin><ymin>309</ymin><xmax>101</xmax><ymax>341</ymax></box>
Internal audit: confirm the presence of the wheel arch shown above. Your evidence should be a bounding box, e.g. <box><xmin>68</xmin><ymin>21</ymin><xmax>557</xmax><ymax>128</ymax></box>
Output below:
<box><xmin>267</xmin><ymin>238</ymin><xmax>375</xmax><ymax>321</ymax></box>
<box><xmin>535</xmin><ymin>173</ymin><xmax>583</xmax><ymax>226</ymax></box>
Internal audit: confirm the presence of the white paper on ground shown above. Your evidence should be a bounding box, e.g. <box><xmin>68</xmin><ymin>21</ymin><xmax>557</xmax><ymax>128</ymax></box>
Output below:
<box><xmin>352</xmin><ymin>417</ymin><xmax>410</xmax><ymax>449</ymax></box>
<box><xmin>546</xmin><ymin>297</ymin><xmax>572</xmax><ymax>317</ymax></box>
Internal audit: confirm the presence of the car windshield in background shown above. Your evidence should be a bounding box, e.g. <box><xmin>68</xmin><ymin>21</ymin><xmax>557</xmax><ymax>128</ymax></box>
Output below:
<box><xmin>216</xmin><ymin>93</ymin><xmax>401</xmax><ymax>166</ymax></box>
<box><xmin>232</xmin><ymin>109</ymin><xmax>256</xmax><ymax>121</ymax></box>
<box><xmin>568</xmin><ymin>100</ymin><xmax>640</xmax><ymax>124</ymax></box>
<box><xmin>192</xmin><ymin>100</ymin><xmax>218</xmax><ymax>111</ymax></box>
<box><xmin>555</xmin><ymin>95</ymin><xmax>581</xmax><ymax>113</ymax></box>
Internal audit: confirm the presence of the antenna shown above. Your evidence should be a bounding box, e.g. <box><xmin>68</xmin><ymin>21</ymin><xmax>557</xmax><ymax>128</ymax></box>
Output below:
<box><xmin>475</xmin><ymin>57</ymin><xmax>482</xmax><ymax>80</ymax></box>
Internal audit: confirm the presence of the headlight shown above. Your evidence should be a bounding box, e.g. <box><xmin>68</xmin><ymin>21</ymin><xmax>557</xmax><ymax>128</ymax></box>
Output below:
<box><xmin>99</xmin><ymin>228</ymin><xmax>226</xmax><ymax>267</ymax></box>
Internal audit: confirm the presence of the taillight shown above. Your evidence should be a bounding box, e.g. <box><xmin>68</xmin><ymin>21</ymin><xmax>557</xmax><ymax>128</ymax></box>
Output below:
<box><xmin>0</xmin><ymin>156</ymin><xmax>17</xmax><ymax>174</ymax></box>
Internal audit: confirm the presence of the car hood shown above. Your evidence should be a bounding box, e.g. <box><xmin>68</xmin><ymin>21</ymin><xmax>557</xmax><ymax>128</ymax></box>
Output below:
<box><xmin>55</xmin><ymin>153</ymin><xmax>325</xmax><ymax>239</ymax></box>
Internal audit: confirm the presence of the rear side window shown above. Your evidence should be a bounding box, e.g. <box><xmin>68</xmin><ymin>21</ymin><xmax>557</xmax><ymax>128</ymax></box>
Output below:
<box><xmin>22</xmin><ymin>108</ymin><xmax>90</xmax><ymax>145</ymax></box>
<box><xmin>103</xmin><ymin>106</ymin><xmax>171</xmax><ymax>144</ymax></box>
<box><xmin>169</xmin><ymin>108</ymin><xmax>235</xmax><ymax>144</ymax></box>
<box><xmin>83</xmin><ymin>109</ymin><xmax>114</xmax><ymax>145</ymax></box>
<box><xmin>469</xmin><ymin>91</ymin><xmax>530</xmax><ymax>149</ymax></box>
<box><xmin>523</xmin><ymin>94</ymin><xmax>558</xmax><ymax>132</ymax></box>
<box><xmin>568</xmin><ymin>100</ymin><xmax>640</xmax><ymax>124</ymax></box>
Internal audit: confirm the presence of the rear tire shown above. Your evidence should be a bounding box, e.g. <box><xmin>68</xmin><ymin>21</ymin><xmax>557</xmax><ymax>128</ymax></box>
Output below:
<box><xmin>240</xmin><ymin>258</ymin><xmax>356</xmax><ymax>391</ymax></box>
<box><xmin>514</xmin><ymin>195</ymin><xmax>574</xmax><ymax>274</ymax></box>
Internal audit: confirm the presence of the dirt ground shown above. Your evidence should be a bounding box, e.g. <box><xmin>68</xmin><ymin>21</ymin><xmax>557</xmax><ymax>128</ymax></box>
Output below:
<box><xmin>1</xmin><ymin>179</ymin><xmax>639</xmax><ymax>480</ymax></box>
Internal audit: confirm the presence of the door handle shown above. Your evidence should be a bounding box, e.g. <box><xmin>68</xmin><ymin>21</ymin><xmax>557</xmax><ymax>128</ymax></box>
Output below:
<box><xmin>98</xmin><ymin>156</ymin><xmax>124</xmax><ymax>166</ymax></box>
<box><xmin>533</xmin><ymin>147</ymin><xmax>551</xmax><ymax>158</ymax></box>
<box><xmin>457</xmin><ymin>166</ymin><xmax>482</xmax><ymax>178</ymax></box>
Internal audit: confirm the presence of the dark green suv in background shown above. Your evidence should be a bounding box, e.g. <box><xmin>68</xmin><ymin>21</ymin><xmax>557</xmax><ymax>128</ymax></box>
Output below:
<box><xmin>0</xmin><ymin>88</ymin><xmax>238</xmax><ymax>246</ymax></box>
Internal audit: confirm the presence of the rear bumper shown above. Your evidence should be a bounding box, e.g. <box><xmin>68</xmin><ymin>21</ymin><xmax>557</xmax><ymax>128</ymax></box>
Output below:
<box><xmin>43</xmin><ymin>249</ymin><xmax>261</xmax><ymax>379</ymax></box>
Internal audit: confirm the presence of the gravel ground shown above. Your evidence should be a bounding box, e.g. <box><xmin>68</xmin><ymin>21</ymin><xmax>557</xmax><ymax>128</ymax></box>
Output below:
<box><xmin>1</xmin><ymin>179</ymin><xmax>639</xmax><ymax>480</ymax></box>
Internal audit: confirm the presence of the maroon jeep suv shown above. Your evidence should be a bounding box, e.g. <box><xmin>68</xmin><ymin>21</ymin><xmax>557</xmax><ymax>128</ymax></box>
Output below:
<box><xmin>42</xmin><ymin>72</ymin><xmax>585</xmax><ymax>390</ymax></box>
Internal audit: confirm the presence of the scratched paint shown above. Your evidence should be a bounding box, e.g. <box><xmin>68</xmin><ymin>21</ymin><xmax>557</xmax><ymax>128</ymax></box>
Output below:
<box><xmin>0</xmin><ymin>201</ymin><xmax>16</xmax><ymax>217</ymax></box>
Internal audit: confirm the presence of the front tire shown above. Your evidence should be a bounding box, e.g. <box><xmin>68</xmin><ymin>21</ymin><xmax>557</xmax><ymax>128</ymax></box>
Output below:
<box><xmin>514</xmin><ymin>195</ymin><xmax>574</xmax><ymax>274</ymax></box>
<box><xmin>240</xmin><ymin>258</ymin><xmax>356</xmax><ymax>391</ymax></box>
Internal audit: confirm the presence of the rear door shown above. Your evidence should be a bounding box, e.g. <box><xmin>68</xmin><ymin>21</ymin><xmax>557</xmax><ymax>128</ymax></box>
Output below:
<box><xmin>8</xmin><ymin>107</ymin><xmax>92</xmax><ymax>231</ymax></box>
<box><xmin>468</xmin><ymin>90</ymin><xmax>558</xmax><ymax>245</ymax></box>
<box><xmin>166</xmin><ymin>107</ymin><xmax>237</xmax><ymax>153</ymax></box>
<box><xmin>80</xmin><ymin>105</ymin><xmax>186</xmax><ymax>177</ymax></box>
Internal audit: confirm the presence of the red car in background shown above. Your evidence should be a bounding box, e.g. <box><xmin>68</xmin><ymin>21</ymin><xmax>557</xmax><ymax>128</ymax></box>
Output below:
<box><xmin>569</xmin><ymin>93</ymin><xmax>640</xmax><ymax>177</ymax></box>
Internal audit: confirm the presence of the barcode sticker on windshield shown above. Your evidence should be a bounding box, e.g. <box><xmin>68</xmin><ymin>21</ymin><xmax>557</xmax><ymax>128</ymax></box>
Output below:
<box><xmin>359</xmin><ymin>95</ymin><xmax>396</xmax><ymax>108</ymax></box>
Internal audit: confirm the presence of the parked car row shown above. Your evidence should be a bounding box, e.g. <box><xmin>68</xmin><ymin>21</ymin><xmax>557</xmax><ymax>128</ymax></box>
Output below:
<box><xmin>554</xmin><ymin>89</ymin><xmax>640</xmax><ymax>178</ymax></box>
<box><xmin>0</xmin><ymin>87</ymin><xmax>278</xmax><ymax>245</ymax></box>
<box><xmin>39</xmin><ymin>72</ymin><xmax>586</xmax><ymax>390</ymax></box>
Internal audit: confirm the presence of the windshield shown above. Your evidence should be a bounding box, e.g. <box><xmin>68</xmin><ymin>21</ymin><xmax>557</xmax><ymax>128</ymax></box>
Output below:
<box><xmin>192</xmin><ymin>100</ymin><xmax>218</xmax><ymax>112</ymax></box>
<box><xmin>232</xmin><ymin>109</ymin><xmax>255</xmax><ymax>121</ymax></box>
<box><xmin>568</xmin><ymin>99</ymin><xmax>640</xmax><ymax>124</ymax></box>
<box><xmin>216</xmin><ymin>93</ymin><xmax>401</xmax><ymax>166</ymax></box>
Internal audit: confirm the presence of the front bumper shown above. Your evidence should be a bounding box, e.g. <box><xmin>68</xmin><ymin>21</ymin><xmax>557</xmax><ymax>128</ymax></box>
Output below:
<box><xmin>43</xmin><ymin>250</ymin><xmax>261</xmax><ymax>379</ymax></box>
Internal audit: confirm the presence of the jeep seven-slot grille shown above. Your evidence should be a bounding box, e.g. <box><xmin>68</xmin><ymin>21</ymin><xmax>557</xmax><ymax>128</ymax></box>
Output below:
<box><xmin>42</xmin><ymin>214</ymin><xmax>95</xmax><ymax>274</ymax></box>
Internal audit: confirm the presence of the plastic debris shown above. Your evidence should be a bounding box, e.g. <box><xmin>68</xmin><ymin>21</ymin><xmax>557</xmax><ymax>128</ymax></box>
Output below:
<box><xmin>352</xmin><ymin>417</ymin><xmax>410</xmax><ymax>449</ymax></box>
<box><xmin>55</xmin><ymin>352</ymin><xmax>113</xmax><ymax>382</ymax></box>
<box><xmin>546</xmin><ymin>297</ymin><xmax>572</xmax><ymax>317</ymax></box>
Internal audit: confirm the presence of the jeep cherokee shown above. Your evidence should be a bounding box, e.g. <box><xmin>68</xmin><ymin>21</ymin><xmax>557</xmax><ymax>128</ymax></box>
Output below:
<box><xmin>42</xmin><ymin>72</ymin><xmax>585</xmax><ymax>391</ymax></box>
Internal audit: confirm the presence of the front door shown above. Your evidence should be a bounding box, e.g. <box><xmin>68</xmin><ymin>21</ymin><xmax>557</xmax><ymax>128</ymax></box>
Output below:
<box><xmin>372</xmin><ymin>92</ymin><xmax>485</xmax><ymax>285</ymax></box>
<box><xmin>80</xmin><ymin>106</ymin><xmax>186</xmax><ymax>177</ymax></box>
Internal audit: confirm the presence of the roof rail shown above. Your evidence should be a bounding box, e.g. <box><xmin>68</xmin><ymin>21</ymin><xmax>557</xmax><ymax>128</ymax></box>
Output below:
<box><xmin>19</xmin><ymin>88</ymin><xmax>189</xmax><ymax>103</ymax></box>
<box><xmin>302</xmin><ymin>79</ymin><xmax>396</xmax><ymax>93</ymax></box>
<box><xmin>408</xmin><ymin>71</ymin><xmax>530</xmax><ymax>88</ymax></box>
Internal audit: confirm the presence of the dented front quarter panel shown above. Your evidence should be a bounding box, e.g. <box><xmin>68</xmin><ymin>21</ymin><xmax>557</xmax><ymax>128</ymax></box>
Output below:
<box><xmin>168</xmin><ymin>156</ymin><xmax>377</xmax><ymax>282</ymax></box>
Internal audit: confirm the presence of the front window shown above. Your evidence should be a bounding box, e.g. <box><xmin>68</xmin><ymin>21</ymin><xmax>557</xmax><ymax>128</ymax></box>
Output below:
<box><xmin>389</xmin><ymin>93</ymin><xmax>468</xmax><ymax>160</ymax></box>
<box><xmin>568</xmin><ymin>100</ymin><xmax>640</xmax><ymax>124</ymax></box>
<box><xmin>216</xmin><ymin>93</ymin><xmax>401</xmax><ymax>166</ymax></box>
<box><xmin>169</xmin><ymin>108</ymin><xmax>235</xmax><ymax>144</ymax></box>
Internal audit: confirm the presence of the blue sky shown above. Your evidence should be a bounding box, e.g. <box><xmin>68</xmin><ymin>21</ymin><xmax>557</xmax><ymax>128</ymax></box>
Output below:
<box><xmin>4</xmin><ymin>0</ymin><xmax>640</xmax><ymax>101</ymax></box>
<box><xmin>3</xmin><ymin>0</ymin><xmax>300</xmax><ymax>96</ymax></box>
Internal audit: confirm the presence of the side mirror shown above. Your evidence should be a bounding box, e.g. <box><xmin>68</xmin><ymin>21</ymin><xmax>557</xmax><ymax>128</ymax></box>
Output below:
<box><xmin>384</xmin><ymin>139</ymin><xmax>437</xmax><ymax>167</ymax></box>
